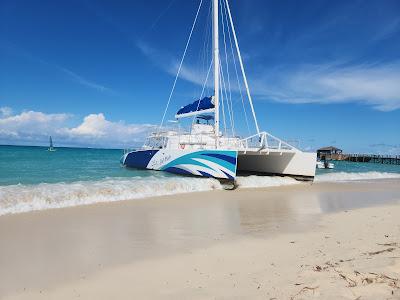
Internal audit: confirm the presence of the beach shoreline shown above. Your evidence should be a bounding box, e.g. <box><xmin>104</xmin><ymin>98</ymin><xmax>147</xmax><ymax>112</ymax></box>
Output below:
<box><xmin>1</xmin><ymin>179</ymin><xmax>399</xmax><ymax>299</ymax></box>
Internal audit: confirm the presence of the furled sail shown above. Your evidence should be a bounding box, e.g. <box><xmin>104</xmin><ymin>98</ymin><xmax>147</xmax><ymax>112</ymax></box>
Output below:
<box><xmin>175</xmin><ymin>96</ymin><xmax>215</xmax><ymax>119</ymax></box>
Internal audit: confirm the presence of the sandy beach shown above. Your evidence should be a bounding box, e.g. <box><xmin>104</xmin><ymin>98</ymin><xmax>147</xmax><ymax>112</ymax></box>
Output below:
<box><xmin>1</xmin><ymin>179</ymin><xmax>399</xmax><ymax>299</ymax></box>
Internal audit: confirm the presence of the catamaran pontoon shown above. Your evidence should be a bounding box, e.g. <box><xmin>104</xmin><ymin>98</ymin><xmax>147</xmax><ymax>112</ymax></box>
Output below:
<box><xmin>122</xmin><ymin>0</ymin><xmax>316</xmax><ymax>181</ymax></box>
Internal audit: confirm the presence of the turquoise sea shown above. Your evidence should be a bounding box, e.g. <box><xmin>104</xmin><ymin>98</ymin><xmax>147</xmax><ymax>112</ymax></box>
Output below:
<box><xmin>0</xmin><ymin>145</ymin><xmax>163</xmax><ymax>186</ymax></box>
<box><xmin>1</xmin><ymin>145</ymin><xmax>399</xmax><ymax>215</ymax></box>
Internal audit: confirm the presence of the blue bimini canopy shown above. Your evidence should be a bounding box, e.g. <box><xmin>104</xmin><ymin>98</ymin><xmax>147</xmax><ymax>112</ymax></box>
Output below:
<box><xmin>175</xmin><ymin>96</ymin><xmax>215</xmax><ymax>119</ymax></box>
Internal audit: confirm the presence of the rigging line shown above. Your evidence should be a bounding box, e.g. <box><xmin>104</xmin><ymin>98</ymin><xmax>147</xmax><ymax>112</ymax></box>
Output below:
<box><xmin>190</xmin><ymin>59</ymin><xmax>213</xmax><ymax>128</ymax></box>
<box><xmin>224</xmin><ymin>0</ymin><xmax>260</xmax><ymax>134</ymax></box>
<box><xmin>219</xmin><ymin>59</ymin><xmax>234</xmax><ymax>137</ymax></box>
<box><xmin>202</xmin><ymin>3</ymin><xmax>212</xmax><ymax>97</ymax></box>
<box><xmin>219</xmin><ymin>65</ymin><xmax>228</xmax><ymax>136</ymax></box>
<box><xmin>203</xmin><ymin>3</ymin><xmax>212</xmax><ymax>76</ymax></box>
<box><xmin>157</xmin><ymin>0</ymin><xmax>203</xmax><ymax>133</ymax></box>
<box><xmin>197</xmin><ymin>1</ymin><xmax>211</xmax><ymax>99</ymax></box>
<box><xmin>219</xmin><ymin>0</ymin><xmax>235</xmax><ymax>136</ymax></box>
<box><xmin>206</xmin><ymin>3</ymin><xmax>212</xmax><ymax>96</ymax></box>
<box><xmin>148</xmin><ymin>0</ymin><xmax>177</xmax><ymax>32</ymax></box>
<box><xmin>221</xmin><ymin>61</ymin><xmax>234</xmax><ymax>136</ymax></box>
<box><xmin>222</xmin><ymin>0</ymin><xmax>250</xmax><ymax>135</ymax></box>
<box><xmin>189</xmin><ymin>4</ymin><xmax>213</xmax><ymax>131</ymax></box>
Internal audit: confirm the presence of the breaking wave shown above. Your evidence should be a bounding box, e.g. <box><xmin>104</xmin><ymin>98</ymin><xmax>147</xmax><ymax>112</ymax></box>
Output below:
<box><xmin>0</xmin><ymin>175</ymin><xmax>304</xmax><ymax>216</ymax></box>
<box><xmin>315</xmin><ymin>171</ymin><xmax>400</xmax><ymax>182</ymax></box>
<box><xmin>1</xmin><ymin>171</ymin><xmax>399</xmax><ymax>216</ymax></box>
<box><xmin>0</xmin><ymin>177</ymin><xmax>222</xmax><ymax>216</ymax></box>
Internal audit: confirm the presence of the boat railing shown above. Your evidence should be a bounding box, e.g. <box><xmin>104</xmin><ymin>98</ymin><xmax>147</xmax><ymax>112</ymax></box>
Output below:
<box><xmin>178</xmin><ymin>134</ymin><xmax>208</xmax><ymax>148</ymax></box>
<box><xmin>180</xmin><ymin>135</ymin><xmax>244</xmax><ymax>149</ymax></box>
<box><xmin>239</xmin><ymin>131</ymin><xmax>299</xmax><ymax>152</ymax></box>
<box><xmin>142</xmin><ymin>134</ymin><xmax>170</xmax><ymax>149</ymax></box>
<box><xmin>219</xmin><ymin>137</ymin><xmax>243</xmax><ymax>149</ymax></box>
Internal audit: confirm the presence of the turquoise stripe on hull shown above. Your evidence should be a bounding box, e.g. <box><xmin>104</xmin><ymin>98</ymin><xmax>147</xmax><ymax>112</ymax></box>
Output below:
<box><xmin>160</xmin><ymin>150</ymin><xmax>237</xmax><ymax>179</ymax></box>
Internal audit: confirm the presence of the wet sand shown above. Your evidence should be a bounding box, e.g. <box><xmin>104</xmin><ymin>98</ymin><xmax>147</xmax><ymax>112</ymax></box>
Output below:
<box><xmin>0</xmin><ymin>180</ymin><xmax>399</xmax><ymax>299</ymax></box>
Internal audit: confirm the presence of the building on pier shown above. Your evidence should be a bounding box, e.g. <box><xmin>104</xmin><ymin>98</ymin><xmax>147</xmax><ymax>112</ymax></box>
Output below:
<box><xmin>317</xmin><ymin>146</ymin><xmax>343</xmax><ymax>160</ymax></box>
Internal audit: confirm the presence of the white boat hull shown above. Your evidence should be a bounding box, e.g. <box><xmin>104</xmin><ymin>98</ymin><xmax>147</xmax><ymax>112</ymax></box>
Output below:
<box><xmin>237</xmin><ymin>150</ymin><xmax>316</xmax><ymax>180</ymax></box>
<box><xmin>316</xmin><ymin>161</ymin><xmax>335</xmax><ymax>169</ymax></box>
<box><xmin>122</xmin><ymin>148</ymin><xmax>316</xmax><ymax>181</ymax></box>
<box><xmin>326</xmin><ymin>163</ymin><xmax>334</xmax><ymax>169</ymax></box>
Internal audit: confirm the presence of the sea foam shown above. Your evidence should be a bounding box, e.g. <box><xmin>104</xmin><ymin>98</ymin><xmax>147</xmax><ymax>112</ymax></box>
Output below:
<box><xmin>0</xmin><ymin>177</ymin><xmax>222</xmax><ymax>216</ymax></box>
<box><xmin>0</xmin><ymin>175</ymin><xmax>301</xmax><ymax>216</ymax></box>
<box><xmin>315</xmin><ymin>171</ymin><xmax>400</xmax><ymax>182</ymax></box>
<box><xmin>1</xmin><ymin>171</ymin><xmax>399</xmax><ymax>216</ymax></box>
<box><xmin>236</xmin><ymin>175</ymin><xmax>300</xmax><ymax>188</ymax></box>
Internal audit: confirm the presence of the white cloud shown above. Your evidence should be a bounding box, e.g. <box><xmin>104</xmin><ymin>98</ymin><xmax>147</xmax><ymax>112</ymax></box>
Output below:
<box><xmin>0</xmin><ymin>110</ymin><xmax>70</xmax><ymax>139</ymax></box>
<box><xmin>0</xmin><ymin>108</ymin><xmax>154</xmax><ymax>148</ymax></box>
<box><xmin>66</xmin><ymin>113</ymin><xmax>154</xmax><ymax>145</ymax></box>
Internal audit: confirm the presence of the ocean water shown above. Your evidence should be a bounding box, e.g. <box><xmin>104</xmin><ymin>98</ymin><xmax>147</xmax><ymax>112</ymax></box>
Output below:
<box><xmin>1</xmin><ymin>145</ymin><xmax>399</xmax><ymax>216</ymax></box>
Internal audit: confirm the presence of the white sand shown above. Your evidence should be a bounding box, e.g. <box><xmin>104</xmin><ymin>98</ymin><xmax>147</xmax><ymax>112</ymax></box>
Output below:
<box><xmin>1</xmin><ymin>181</ymin><xmax>399</xmax><ymax>299</ymax></box>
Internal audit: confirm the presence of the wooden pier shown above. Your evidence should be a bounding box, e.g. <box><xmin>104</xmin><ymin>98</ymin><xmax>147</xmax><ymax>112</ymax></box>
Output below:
<box><xmin>317</xmin><ymin>146</ymin><xmax>400</xmax><ymax>165</ymax></box>
<box><xmin>344</xmin><ymin>154</ymin><xmax>400</xmax><ymax>165</ymax></box>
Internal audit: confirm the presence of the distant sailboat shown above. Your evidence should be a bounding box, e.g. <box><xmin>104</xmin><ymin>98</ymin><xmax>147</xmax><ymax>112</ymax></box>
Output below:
<box><xmin>48</xmin><ymin>136</ymin><xmax>56</xmax><ymax>152</ymax></box>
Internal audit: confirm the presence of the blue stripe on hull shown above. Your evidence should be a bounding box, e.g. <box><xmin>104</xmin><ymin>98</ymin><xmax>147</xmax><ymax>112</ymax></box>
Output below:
<box><xmin>163</xmin><ymin>167</ymin><xmax>194</xmax><ymax>176</ymax></box>
<box><xmin>221</xmin><ymin>170</ymin><xmax>234</xmax><ymax>180</ymax></box>
<box><xmin>198</xmin><ymin>170</ymin><xmax>214</xmax><ymax>178</ymax></box>
<box><xmin>123</xmin><ymin>150</ymin><xmax>158</xmax><ymax>169</ymax></box>
<box><xmin>200</xmin><ymin>153</ymin><xmax>237</xmax><ymax>165</ymax></box>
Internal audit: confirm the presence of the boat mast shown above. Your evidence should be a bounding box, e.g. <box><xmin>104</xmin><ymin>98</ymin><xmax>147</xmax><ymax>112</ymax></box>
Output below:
<box><xmin>213</xmin><ymin>0</ymin><xmax>220</xmax><ymax>146</ymax></box>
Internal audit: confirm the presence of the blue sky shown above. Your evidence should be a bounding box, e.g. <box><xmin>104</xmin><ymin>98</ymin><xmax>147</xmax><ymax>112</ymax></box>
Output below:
<box><xmin>0</xmin><ymin>0</ymin><xmax>399</xmax><ymax>153</ymax></box>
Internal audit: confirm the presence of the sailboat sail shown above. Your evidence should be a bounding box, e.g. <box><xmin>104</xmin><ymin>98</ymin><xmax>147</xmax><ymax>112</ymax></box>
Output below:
<box><xmin>175</xmin><ymin>96</ymin><xmax>215</xmax><ymax>119</ymax></box>
<box><xmin>48</xmin><ymin>136</ymin><xmax>56</xmax><ymax>151</ymax></box>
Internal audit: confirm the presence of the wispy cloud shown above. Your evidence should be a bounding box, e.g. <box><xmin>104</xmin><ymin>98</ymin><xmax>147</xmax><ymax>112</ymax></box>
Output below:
<box><xmin>251</xmin><ymin>62</ymin><xmax>400</xmax><ymax>111</ymax></box>
<box><xmin>372</xmin><ymin>17</ymin><xmax>400</xmax><ymax>42</ymax></box>
<box><xmin>137</xmin><ymin>39</ymin><xmax>400</xmax><ymax>111</ymax></box>
<box><xmin>137</xmin><ymin>40</ymin><xmax>215</xmax><ymax>89</ymax></box>
<box><xmin>57</xmin><ymin>67</ymin><xmax>113</xmax><ymax>93</ymax></box>
<box><xmin>369</xmin><ymin>143</ymin><xmax>400</xmax><ymax>155</ymax></box>
<box><xmin>0</xmin><ymin>41</ymin><xmax>115</xmax><ymax>94</ymax></box>
<box><xmin>0</xmin><ymin>107</ymin><xmax>154</xmax><ymax>148</ymax></box>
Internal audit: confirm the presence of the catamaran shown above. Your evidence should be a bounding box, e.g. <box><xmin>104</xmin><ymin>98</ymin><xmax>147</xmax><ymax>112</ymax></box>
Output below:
<box><xmin>121</xmin><ymin>0</ymin><xmax>316</xmax><ymax>182</ymax></box>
